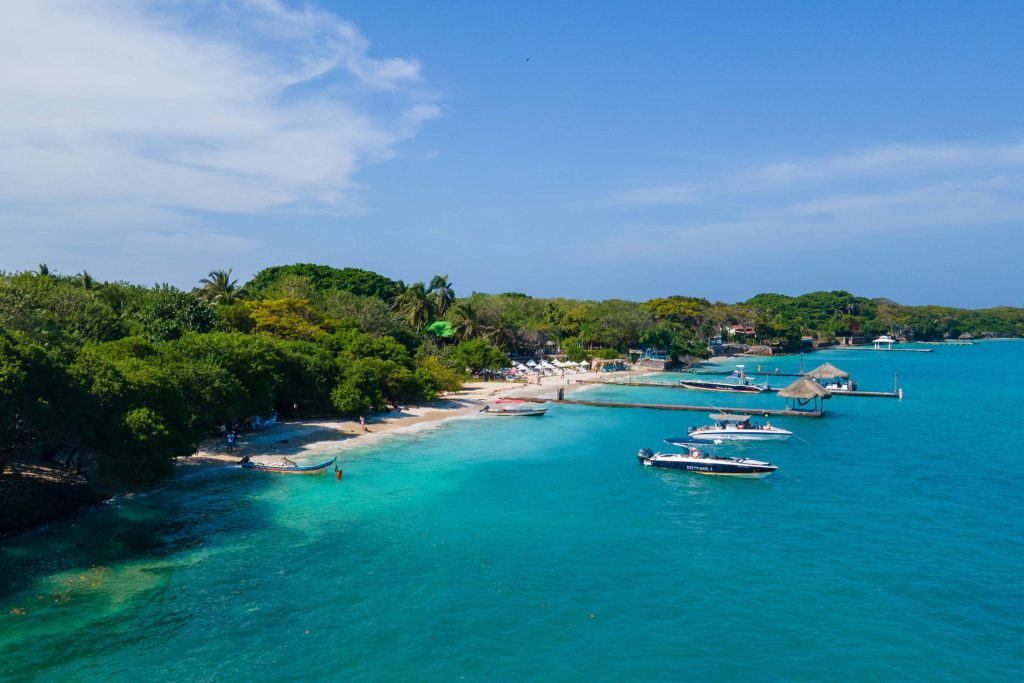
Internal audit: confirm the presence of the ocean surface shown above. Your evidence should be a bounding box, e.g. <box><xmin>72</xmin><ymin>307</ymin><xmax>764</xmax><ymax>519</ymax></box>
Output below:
<box><xmin>2</xmin><ymin>341</ymin><xmax>1022</xmax><ymax>681</ymax></box>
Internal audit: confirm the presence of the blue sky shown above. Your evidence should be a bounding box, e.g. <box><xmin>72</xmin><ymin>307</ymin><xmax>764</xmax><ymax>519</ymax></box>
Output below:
<box><xmin>1</xmin><ymin>1</ymin><xmax>1022</xmax><ymax>306</ymax></box>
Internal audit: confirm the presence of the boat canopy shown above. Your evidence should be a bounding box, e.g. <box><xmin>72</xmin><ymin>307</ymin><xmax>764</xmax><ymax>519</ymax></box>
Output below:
<box><xmin>709</xmin><ymin>413</ymin><xmax>753</xmax><ymax>422</ymax></box>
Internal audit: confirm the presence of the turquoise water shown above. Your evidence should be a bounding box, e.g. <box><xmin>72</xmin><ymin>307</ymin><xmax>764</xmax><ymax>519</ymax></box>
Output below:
<box><xmin>2</xmin><ymin>341</ymin><xmax>1022</xmax><ymax>681</ymax></box>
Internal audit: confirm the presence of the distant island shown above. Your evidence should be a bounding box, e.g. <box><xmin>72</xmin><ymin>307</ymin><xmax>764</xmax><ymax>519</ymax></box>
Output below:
<box><xmin>2</xmin><ymin>262</ymin><xmax>1022</xmax><ymax>536</ymax></box>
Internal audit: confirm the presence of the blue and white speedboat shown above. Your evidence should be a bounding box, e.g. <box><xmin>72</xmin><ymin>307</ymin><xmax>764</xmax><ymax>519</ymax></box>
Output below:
<box><xmin>677</xmin><ymin>365</ymin><xmax>770</xmax><ymax>394</ymax></box>
<box><xmin>636</xmin><ymin>446</ymin><xmax>777</xmax><ymax>478</ymax></box>
<box><xmin>675</xmin><ymin>413</ymin><xmax>793</xmax><ymax>442</ymax></box>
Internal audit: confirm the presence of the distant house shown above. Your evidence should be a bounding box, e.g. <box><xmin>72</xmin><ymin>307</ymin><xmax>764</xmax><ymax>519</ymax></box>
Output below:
<box><xmin>728</xmin><ymin>325</ymin><xmax>756</xmax><ymax>337</ymax></box>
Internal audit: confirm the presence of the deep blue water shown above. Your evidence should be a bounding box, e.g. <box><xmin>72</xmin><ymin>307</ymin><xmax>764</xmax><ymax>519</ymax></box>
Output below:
<box><xmin>2</xmin><ymin>341</ymin><xmax>1022</xmax><ymax>681</ymax></box>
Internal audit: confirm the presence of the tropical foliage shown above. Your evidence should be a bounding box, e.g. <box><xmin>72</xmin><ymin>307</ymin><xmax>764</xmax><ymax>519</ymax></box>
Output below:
<box><xmin>1</xmin><ymin>265</ymin><xmax>1021</xmax><ymax>488</ymax></box>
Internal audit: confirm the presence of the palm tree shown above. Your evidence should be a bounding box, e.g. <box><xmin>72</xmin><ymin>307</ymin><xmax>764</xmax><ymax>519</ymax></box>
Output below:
<box><xmin>428</xmin><ymin>275</ymin><xmax>455</xmax><ymax>317</ymax></box>
<box><xmin>450</xmin><ymin>301</ymin><xmax>481</xmax><ymax>341</ymax></box>
<box><xmin>198</xmin><ymin>268</ymin><xmax>243</xmax><ymax>304</ymax></box>
<box><xmin>487</xmin><ymin>316</ymin><xmax>521</xmax><ymax>353</ymax></box>
<box><xmin>393</xmin><ymin>282</ymin><xmax>433</xmax><ymax>328</ymax></box>
<box><xmin>76</xmin><ymin>271</ymin><xmax>95</xmax><ymax>290</ymax></box>
<box><xmin>36</xmin><ymin>263</ymin><xmax>51</xmax><ymax>277</ymax></box>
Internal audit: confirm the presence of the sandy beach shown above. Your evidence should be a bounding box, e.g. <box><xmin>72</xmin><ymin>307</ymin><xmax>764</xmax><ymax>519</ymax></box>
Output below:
<box><xmin>179</xmin><ymin>370</ymin><xmax>632</xmax><ymax>468</ymax></box>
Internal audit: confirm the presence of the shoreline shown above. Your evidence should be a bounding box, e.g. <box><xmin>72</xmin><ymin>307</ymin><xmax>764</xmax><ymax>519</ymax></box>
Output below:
<box><xmin>1</xmin><ymin>371</ymin><xmax>627</xmax><ymax>541</ymax></box>
<box><xmin>178</xmin><ymin>370</ymin><xmax>628</xmax><ymax>469</ymax></box>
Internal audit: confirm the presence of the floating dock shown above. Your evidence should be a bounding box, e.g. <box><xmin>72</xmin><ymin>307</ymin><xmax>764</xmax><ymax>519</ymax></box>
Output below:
<box><xmin>833</xmin><ymin>347</ymin><xmax>932</xmax><ymax>353</ymax></box>
<box><xmin>586</xmin><ymin>379</ymin><xmax>901</xmax><ymax>399</ymax></box>
<box><xmin>517</xmin><ymin>396</ymin><xmax>825</xmax><ymax>418</ymax></box>
<box><xmin>689</xmin><ymin>369</ymin><xmax>804</xmax><ymax>377</ymax></box>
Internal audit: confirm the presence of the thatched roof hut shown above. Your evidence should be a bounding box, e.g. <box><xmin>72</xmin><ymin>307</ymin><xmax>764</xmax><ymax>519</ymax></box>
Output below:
<box><xmin>778</xmin><ymin>377</ymin><xmax>830</xmax><ymax>414</ymax></box>
<box><xmin>778</xmin><ymin>377</ymin><xmax>831</xmax><ymax>399</ymax></box>
<box><xmin>804</xmin><ymin>362</ymin><xmax>849</xmax><ymax>380</ymax></box>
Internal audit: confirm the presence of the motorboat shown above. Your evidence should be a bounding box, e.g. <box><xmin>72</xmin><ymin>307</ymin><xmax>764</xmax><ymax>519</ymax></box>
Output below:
<box><xmin>482</xmin><ymin>402</ymin><xmax>548</xmax><ymax>416</ymax></box>
<box><xmin>677</xmin><ymin>365</ymin><xmax>770</xmax><ymax>393</ymax></box>
<box><xmin>671</xmin><ymin>413</ymin><xmax>793</xmax><ymax>442</ymax></box>
<box><xmin>636</xmin><ymin>447</ymin><xmax>777</xmax><ymax>478</ymax></box>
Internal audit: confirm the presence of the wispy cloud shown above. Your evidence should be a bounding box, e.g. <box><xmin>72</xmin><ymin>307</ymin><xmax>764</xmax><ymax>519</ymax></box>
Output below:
<box><xmin>610</xmin><ymin>139</ymin><xmax>1024</xmax><ymax>257</ymax></box>
<box><xmin>618</xmin><ymin>140</ymin><xmax>1024</xmax><ymax>207</ymax></box>
<box><xmin>0</xmin><ymin>0</ymin><xmax>439</xmax><ymax>252</ymax></box>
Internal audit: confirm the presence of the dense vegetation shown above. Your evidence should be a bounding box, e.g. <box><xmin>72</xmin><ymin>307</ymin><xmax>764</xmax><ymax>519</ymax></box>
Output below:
<box><xmin>2</xmin><ymin>264</ymin><xmax>1021</xmax><ymax>487</ymax></box>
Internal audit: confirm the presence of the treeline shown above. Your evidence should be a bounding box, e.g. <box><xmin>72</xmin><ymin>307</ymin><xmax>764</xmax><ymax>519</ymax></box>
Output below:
<box><xmin>742</xmin><ymin>291</ymin><xmax>1024</xmax><ymax>342</ymax></box>
<box><xmin>0</xmin><ymin>266</ymin><xmax>502</xmax><ymax>485</ymax></box>
<box><xmin>2</xmin><ymin>264</ymin><xmax>1021</xmax><ymax>486</ymax></box>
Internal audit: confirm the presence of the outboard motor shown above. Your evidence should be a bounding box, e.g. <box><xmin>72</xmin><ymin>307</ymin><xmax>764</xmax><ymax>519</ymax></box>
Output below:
<box><xmin>637</xmin><ymin>448</ymin><xmax>654</xmax><ymax>465</ymax></box>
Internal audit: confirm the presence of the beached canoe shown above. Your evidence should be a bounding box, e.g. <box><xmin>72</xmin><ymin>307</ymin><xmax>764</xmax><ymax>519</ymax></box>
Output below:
<box><xmin>240</xmin><ymin>456</ymin><xmax>337</xmax><ymax>474</ymax></box>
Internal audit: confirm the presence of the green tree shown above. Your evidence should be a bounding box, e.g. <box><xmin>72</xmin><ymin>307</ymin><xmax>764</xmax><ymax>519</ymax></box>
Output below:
<box><xmin>198</xmin><ymin>268</ymin><xmax>244</xmax><ymax>304</ymax></box>
<box><xmin>428</xmin><ymin>275</ymin><xmax>456</xmax><ymax>317</ymax></box>
<box><xmin>247</xmin><ymin>298</ymin><xmax>326</xmax><ymax>341</ymax></box>
<box><xmin>393</xmin><ymin>282</ymin><xmax>434</xmax><ymax>328</ymax></box>
<box><xmin>450</xmin><ymin>301</ymin><xmax>482</xmax><ymax>341</ymax></box>
<box><xmin>137</xmin><ymin>289</ymin><xmax>219</xmax><ymax>341</ymax></box>
<box><xmin>449</xmin><ymin>339</ymin><xmax>510</xmax><ymax>373</ymax></box>
<box><xmin>245</xmin><ymin>264</ymin><xmax>401</xmax><ymax>301</ymax></box>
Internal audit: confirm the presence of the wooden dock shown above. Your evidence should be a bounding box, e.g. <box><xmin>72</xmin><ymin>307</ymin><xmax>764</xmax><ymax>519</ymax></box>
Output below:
<box><xmin>690</xmin><ymin>369</ymin><xmax>804</xmax><ymax>377</ymax></box>
<box><xmin>587</xmin><ymin>379</ymin><xmax>902</xmax><ymax>399</ymax></box>
<box><xmin>517</xmin><ymin>396</ymin><xmax>825</xmax><ymax>418</ymax></box>
<box><xmin>833</xmin><ymin>347</ymin><xmax>932</xmax><ymax>353</ymax></box>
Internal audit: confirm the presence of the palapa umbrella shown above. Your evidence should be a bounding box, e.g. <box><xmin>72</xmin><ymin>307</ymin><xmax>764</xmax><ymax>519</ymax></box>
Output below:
<box><xmin>804</xmin><ymin>362</ymin><xmax>849</xmax><ymax>380</ymax></box>
<box><xmin>778</xmin><ymin>377</ymin><xmax>831</xmax><ymax>413</ymax></box>
<box><xmin>777</xmin><ymin>377</ymin><xmax>831</xmax><ymax>399</ymax></box>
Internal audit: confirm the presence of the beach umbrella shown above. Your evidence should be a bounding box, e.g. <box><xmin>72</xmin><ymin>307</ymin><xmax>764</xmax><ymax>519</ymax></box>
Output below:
<box><xmin>526</xmin><ymin>360</ymin><xmax>537</xmax><ymax>367</ymax></box>
<box><xmin>425</xmin><ymin>321</ymin><xmax>454</xmax><ymax>338</ymax></box>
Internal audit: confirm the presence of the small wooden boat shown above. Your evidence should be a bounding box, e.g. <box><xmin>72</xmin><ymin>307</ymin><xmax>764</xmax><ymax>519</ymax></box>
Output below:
<box><xmin>240</xmin><ymin>456</ymin><xmax>337</xmax><ymax>474</ymax></box>
<box><xmin>482</xmin><ymin>404</ymin><xmax>548</xmax><ymax>416</ymax></box>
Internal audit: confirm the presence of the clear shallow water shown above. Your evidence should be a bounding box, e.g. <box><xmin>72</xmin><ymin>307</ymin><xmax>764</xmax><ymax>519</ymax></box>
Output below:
<box><xmin>2</xmin><ymin>341</ymin><xmax>1022</xmax><ymax>681</ymax></box>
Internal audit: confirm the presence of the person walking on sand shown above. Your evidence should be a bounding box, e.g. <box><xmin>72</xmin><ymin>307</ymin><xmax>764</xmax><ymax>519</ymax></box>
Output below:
<box><xmin>360</xmin><ymin>416</ymin><xmax>367</xmax><ymax>432</ymax></box>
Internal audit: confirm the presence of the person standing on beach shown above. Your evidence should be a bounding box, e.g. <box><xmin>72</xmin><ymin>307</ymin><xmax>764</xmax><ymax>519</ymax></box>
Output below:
<box><xmin>226</xmin><ymin>430</ymin><xmax>236</xmax><ymax>454</ymax></box>
<box><xmin>360</xmin><ymin>416</ymin><xmax>367</xmax><ymax>432</ymax></box>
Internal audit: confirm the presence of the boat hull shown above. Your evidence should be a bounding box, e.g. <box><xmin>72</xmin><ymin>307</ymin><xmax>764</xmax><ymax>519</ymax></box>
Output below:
<box><xmin>637</xmin><ymin>452</ymin><xmax>777</xmax><ymax>478</ymax></box>
<box><xmin>240</xmin><ymin>456</ymin><xmax>337</xmax><ymax>474</ymax></box>
<box><xmin>684</xmin><ymin>431</ymin><xmax>791</xmax><ymax>442</ymax></box>
<box><xmin>488</xmin><ymin>408</ymin><xmax>547</xmax><ymax>416</ymax></box>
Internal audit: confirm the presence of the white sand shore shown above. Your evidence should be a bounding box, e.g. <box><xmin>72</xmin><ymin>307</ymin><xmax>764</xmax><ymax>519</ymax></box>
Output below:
<box><xmin>178</xmin><ymin>370</ymin><xmax>630</xmax><ymax>468</ymax></box>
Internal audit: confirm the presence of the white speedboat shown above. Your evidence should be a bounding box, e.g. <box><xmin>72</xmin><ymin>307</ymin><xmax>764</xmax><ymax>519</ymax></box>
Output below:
<box><xmin>673</xmin><ymin>413</ymin><xmax>793</xmax><ymax>442</ymax></box>
<box><xmin>636</xmin><ymin>447</ymin><xmax>777</xmax><ymax>478</ymax></box>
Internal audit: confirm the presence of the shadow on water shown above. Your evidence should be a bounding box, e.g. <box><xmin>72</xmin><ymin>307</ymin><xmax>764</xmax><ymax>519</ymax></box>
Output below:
<box><xmin>0</xmin><ymin>465</ymin><xmax>282</xmax><ymax>603</ymax></box>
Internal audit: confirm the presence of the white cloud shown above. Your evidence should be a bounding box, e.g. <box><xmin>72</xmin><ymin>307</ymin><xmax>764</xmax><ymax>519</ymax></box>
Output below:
<box><xmin>0</xmin><ymin>0</ymin><xmax>439</xmax><ymax>252</ymax></box>
<box><xmin>610</xmin><ymin>139</ymin><xmax>1024</xmax><ymax>258</ymax></box>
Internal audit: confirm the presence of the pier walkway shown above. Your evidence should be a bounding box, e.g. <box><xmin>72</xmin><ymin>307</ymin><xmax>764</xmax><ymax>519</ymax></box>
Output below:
<box><xmin>518</xmin><ymin>396</ymin><xmax>825</xmax><ymax>418</ymax></box>
<box><xmin>584</xmin><ymin>378</ymin><xmax>902</xmax><ymax>399</ymax></box>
